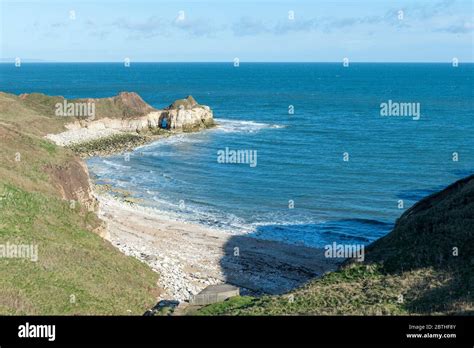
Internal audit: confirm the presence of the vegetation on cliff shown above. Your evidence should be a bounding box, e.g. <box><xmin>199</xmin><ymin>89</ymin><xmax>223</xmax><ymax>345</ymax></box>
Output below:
<box><xmin>19</xmin><ymin>91</ymin><xmax>156</xmax><ymax>120</ymax></box>
<box><xmin>0</xmin><ymin>92</ymin><xmax>160</xmax><ymax>314</ymax></box>
<box><xmin>197</xmin><ymin>175</ymin><xmax>474</xmax><ymax>315</ymax></box>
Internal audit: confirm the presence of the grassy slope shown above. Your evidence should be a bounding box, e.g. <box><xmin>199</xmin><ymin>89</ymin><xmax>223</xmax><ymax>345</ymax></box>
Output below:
<box><xmin>17</xmin><ymin>92</ymin><xmax>155</xmax><ymax>121</ymax></box>
<box><xmin>0</xmin><ymin>92</ymin><xmax>159</xmax><ymax>314</ymax></box>
<box><xmin>197</xmin><ymin>176</ymin><xmax>474</xmax><ymax>316</ymax></box>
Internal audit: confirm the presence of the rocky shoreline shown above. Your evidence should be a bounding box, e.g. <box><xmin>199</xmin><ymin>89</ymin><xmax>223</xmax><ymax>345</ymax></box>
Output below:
<box><xmin>67</xmin><ymin>132</ymin><xmax>166</xmax><ymax>158</ymax></box>
<box><xmin>95</xmin><ymin>192</ymin><xmax>341</xmax><ymax>302</ymax></box>
<box><xmin>45</xmin><ymin>93</ymin><xmax>215</xmax><ymax>157</ymax></box>
<box><xmin>42</xmin><ymin>92</ymin><xmax>341</xmax><ymax>304</ymax></box>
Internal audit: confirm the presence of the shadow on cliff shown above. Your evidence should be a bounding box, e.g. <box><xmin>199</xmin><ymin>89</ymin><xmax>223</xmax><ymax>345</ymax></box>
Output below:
<box><xmin>217</xmin><ymin>175</ymin><xmax>473</xmax><ymax>314</ymax></box>
<box><xmin>218</xmin><ymin>219</ymin><xmax>392</xmax><ymax>296</ymax></box>
<box><xmin>361</xmin><ymin>174</ymin><xmax>474</xmax><ymax>314</ymax></box>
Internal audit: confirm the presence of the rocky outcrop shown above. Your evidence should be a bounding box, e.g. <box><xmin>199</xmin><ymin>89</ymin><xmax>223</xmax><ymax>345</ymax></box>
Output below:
<box><xmin>105</xmin><ymin>92</ymin><xmax>156</xmax><ymax>118</ymax></box>
<box><xmin>161</xmin><ymin>96</ymin><xmax>214</xmax><ymax>131</ymax></box>
<box><xmin>168</xmin><ymin>95</ymin><xmax>198</xmax><ymax>110</ymax></box>
<box><xmin>45</xmin><ymin>93</ymin><xmax>214</xmax><ymax>146</ymax></box>
<box><xmin>44</xmin><ymin>158</ymin><xmax>98</xmax><ymax>211</ymax></box>
<box><xmin>66</xmin><ymin>93</ymin><xmax>213</xmax><ymax>132</ymax></box>
<box><xmin>44</xmin><ymin>157</ymin><xmax>108</xmax><ymax>238</ymax></box>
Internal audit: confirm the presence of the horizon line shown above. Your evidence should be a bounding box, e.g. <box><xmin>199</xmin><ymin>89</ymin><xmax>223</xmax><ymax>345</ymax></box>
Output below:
<box><xmin>1</xmin><ymin>61</ymin><xmax>473</xmax><ymax>64</ymax></box>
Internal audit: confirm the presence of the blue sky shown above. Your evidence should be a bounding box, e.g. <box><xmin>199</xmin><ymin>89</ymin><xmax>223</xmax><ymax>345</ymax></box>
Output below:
<box><xmin>1</xmin><ymin>0</ymin><xmax>473</xmax><ymax>62</ymax></box>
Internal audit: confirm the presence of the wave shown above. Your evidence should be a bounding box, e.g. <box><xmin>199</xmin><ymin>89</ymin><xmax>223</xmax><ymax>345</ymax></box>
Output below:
<box><xmin>337</xmin><ymin>218</ymin><xmax>392</xmax><ymax>226</ymax></box>
<box><xmin>122</xmin><ymin>192</ymin><xmax>388</xmax><ymax>247</ymax></box>
<box><xmin>131</xmin><ymin>119</ymin><xmax>286</xmax><ymax>153</ymax></box>
<box><xmin>214</xmin><ymin>119</ymin><xmax>286</xmax><ymax>133</ymax></box>
<box><xmin>146</xmin><ymin>194</ymin><xmax>251</xmax><ymax>233</ymax></box>
<box><xmin>250</xmin><ymin>219</ymin><xmax>392</xmax><ymax>247</ymax></box>
<box><xmin>100</xmin><ymin>159</ymin><xmax>131</xmax><ymax>169</ymax></box>
<box><xmin>134</xmin><ymin>133</ymin><xmax>204</xmax><ymax>152</ymax></box>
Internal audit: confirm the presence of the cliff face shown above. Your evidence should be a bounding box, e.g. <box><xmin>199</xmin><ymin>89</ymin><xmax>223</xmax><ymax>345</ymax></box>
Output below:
<box><xmin>0</xmin><ymin>91</ymin><xmax>160</xmax><ymax>314</ymax></box>
<box><xmin>18</xmin><ymin>91</ymin><xmax>155</xmax><ymax>120</ymax></box>
<box><xmin>105</xmin><ymin>92</ymin><xmax>157</xmax><ymax>118</ymax></box>
<box><xmin>79</xmin><ymin>92</ymin><xmax>214</xmax><ymax>131</ymax></box>
<box><xmin>162</xmin><ymin>95</ymin><xmax>214</xmax><ymax>130</ymax></box>
<box><xmin>64</xmin><ymin>100</ymin><xmax>213</xmax><ymax>132</ymax></box>
<box><xmin>196</xmin><ymin>174</ymin><xmax>474</xmax><ymax>315</ymax></box>
<box><xmin>364</xmin><ymin>174</ymin><xmax>474</xmax><ymax>272</ymax></box>
<box><xmin>44</xmin><ymin>93</ymin><xmax>214</xmax><ymax>146</ymax></box>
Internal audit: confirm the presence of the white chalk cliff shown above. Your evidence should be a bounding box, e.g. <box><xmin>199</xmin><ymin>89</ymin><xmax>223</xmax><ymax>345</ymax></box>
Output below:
<box><xmin>46</xmin><ymin>93</ymin><xmax>214</xmax><ymax>146</ymax></box>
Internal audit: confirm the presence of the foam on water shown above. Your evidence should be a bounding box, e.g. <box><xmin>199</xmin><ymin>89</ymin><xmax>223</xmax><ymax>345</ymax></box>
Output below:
<box><xmin>101</xmin><ymin>159</ymin><xmax>131</xmax><ymax>169</ymax></box>
<box><xmin>215</xmin><ymin>119</ymin><xmax>286</xmax><ymax>133</ymax></box>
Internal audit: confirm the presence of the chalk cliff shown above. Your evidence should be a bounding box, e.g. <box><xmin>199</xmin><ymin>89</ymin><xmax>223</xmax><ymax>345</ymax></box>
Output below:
<box><xmin>44</xmin><ymin>93</ymin><xmax>214</xmax><ymax>146</ymax></box>
<box><xmin>163</xmin><ymin>95</ymin><xmax>214</xmax><ymax>131</ymax></box>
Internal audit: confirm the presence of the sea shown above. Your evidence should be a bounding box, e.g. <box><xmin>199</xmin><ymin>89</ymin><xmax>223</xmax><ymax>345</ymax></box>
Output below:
<box><xmin>1</xmin><ymin>62</ymin><xmax>473</xmax><ymax>247</ymax></box>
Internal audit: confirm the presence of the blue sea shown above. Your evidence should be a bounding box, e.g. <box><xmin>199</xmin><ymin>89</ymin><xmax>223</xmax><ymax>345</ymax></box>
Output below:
<box><xmin>1</xmin><ymin>63</ymin><xmax>473</xmax><ymax>247</ymax></box>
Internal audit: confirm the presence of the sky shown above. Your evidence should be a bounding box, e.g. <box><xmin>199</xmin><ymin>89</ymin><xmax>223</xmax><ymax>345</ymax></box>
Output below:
<box><xmin>0</xmin><ymin>0</ymin><xmax>473</xmax><ymax>62</ymax></box>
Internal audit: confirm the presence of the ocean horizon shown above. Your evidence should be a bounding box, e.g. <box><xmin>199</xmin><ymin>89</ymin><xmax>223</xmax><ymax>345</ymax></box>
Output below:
<box><xmin>2</xmin><ymin>62</ymin><xmax>473</xmax><ymax>247</ymax></box>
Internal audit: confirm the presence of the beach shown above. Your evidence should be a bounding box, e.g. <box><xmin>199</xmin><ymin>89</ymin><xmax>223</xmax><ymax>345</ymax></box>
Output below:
<box><xmin>40</xmin><ymin>97</ymin><xmax>341</xmax><ymax>303</ymax></box>
<box><xmin>95</xmin><ymin>192</ymin><xmax>341</xmax><ymax>302</ymax></box>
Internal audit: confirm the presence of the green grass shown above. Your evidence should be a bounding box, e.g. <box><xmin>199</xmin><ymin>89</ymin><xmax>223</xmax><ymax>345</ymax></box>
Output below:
<box><xmin>193</xmin><ymin>296</ymin><xmax>257</xmax><ymax>316</ymax></box>
<box><xmin>197</xmin><ymin>263</ymin><xmax>470</xmax><ymax>316</ymax></box>
<box><xmin>10</xmin><ymin>92</ymin><xmax>155</xmax><ymax>122</ymax></box>
<box><xmin>38</xmin><ymin>139</ymin><xmax>57</xmax><ymax>155</ymax></box>
<box><xmin>197</xmin><ymin>176</ymin><xmax>474</xmax><ymax>316</ymax></box>
<box><xmin>0</xmin><ymin>92</ymin><xmax>160</xmax><ymax>315</ymax></box>
<box><xmin>0</xmin><ymin>184</ymin><xmax>159</xmax><ymax>315</ymax></box>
